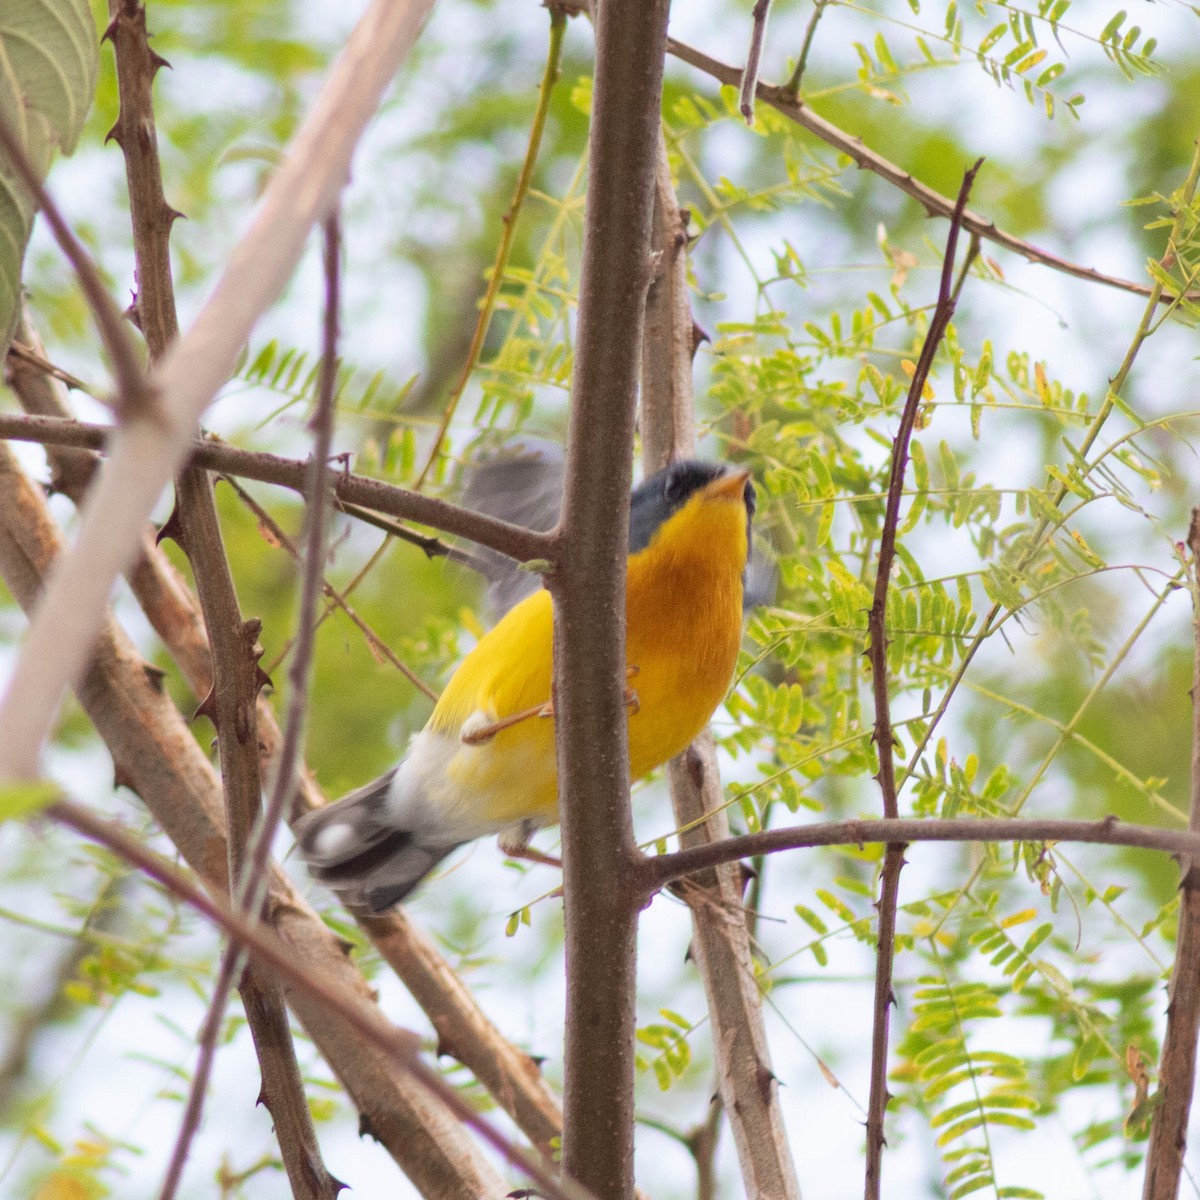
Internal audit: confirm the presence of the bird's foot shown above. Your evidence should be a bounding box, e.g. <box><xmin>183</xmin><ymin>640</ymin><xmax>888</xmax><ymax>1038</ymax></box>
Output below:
<box><xmin>460</xmin><ymin>700</ymin><xmax>554</xmax><ymax>745</ymax></box>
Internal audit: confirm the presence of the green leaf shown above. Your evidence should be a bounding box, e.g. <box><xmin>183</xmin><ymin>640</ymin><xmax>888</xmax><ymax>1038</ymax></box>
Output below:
<box><xmin>0</xmin><ymin>0</ymin><xmax>99</xmax><ymax>352</ymax></box>
<box><xmin>0</xmin><ymin>779</ymin><xmax>58</xmax><ymax>822</ymax></box>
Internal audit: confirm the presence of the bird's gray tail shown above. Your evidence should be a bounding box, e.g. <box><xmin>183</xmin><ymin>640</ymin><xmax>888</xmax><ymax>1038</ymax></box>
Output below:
<box><xmin>293</xmin><ymin>770</ymin><xmax>461</xmax><ymax>912</ymax></box>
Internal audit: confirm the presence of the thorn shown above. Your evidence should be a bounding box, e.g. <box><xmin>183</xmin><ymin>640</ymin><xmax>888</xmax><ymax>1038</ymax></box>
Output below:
<box><xmin>142</xmin><ymin>662</ymin><xmax>167</xmax><ymax>693</ymax></box>
<box><xmin>256</xmin><ymin>1087</ymin><xmax>266</xmax><ymax>1108</ymax></box>
<box><xmin>124</xmin><ymin>297</ymin><xmax>142</xmax><ymax>330</ymax></box>
<box><xmin>756</xmin><ymin>1061</ymin><xmax>777</xmax><ymax>1103</ymax></box>
<box><xmin>113</xmin><ymin>762</ymin><xmax>139</xmax><ymax>794</ymax></box>
<box><xmin>104</xmin><ymin>122</ymin><xmax>122</xmax><ymax>148</ymax></box>
<box><xmin>690</xmin><ymin>319</ymin><xmax>710</xmax><ymax>358</ymax></box>
<box><xmin>156</xmin><ymin>500</ymin><xmax>185</xmax><ymax>548</ymax></box>
<box><xmin>254</xmin><ymin>666</ymin><xmax>274</xmax><ymax>695</ymax></box>
<box><xmin>358</xmin><ymin>1112</ymin><xmax>379</xmax><ymax>1142</ymax></box>
<box><xmin>101</xmin><ymin>14</ymin><xmax>120</xmax><ymax>43</ymax></box>
<box><xmin>148</xmin><ymin>49</ymin><xmax>172</xmax><ymax>74</ymax></box>
<box><xmin>193</xmin><ymin>687</ymin><xmax>218</xmax><ymax>726</ymax></box>
<box><xmin>164</xmin><ymin>205</ymin><xmax>186</xmax><ymax>226</ymax></box>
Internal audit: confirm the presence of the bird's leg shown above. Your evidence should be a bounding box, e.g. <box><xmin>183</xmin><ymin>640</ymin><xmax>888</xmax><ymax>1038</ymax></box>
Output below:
<box><xmin>460</xmin><ymin>700</ymin><xmax>554</xmax><ymax>745</ymax></box>
<box><xmin>462</xmin><ymin>664</ymin><xmax>640</xmax><ymax>746</ymax></box>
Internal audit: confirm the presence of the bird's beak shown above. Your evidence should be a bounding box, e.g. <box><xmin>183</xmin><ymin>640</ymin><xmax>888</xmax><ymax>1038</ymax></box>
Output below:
<box><xmin>704</xmin><ymin>467</ymin><xmax>752</xmax><ymax>500</ymax></box>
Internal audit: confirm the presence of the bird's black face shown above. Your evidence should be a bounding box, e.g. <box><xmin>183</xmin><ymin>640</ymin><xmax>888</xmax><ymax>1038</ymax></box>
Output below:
<box><xmin>629</xmin><ymin>460</ymin><xmax>756</xmax><ymax>556</ymax></box>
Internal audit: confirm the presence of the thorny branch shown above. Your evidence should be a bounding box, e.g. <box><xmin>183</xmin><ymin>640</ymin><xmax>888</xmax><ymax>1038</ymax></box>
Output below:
<box><xmin>102</xmin><ymin>4</ymin><xmax>335</xmax><ymax>1191</ymax></box>
<box><xmin>0</xmin><ymin>410</ymin><xmax>553</xmax><ymax>564</ymax></box>
<box><xmin>1140</xmin><ymin>507</ymin><xmax>1200</xmax><ymax>1200</ymax></box>
<box><xmin>639</xmin><ymin>131</ymin><xmax>800</xmax><ymax>1199</ymax></box>
<box><xmin>863</xmin><ymin>160</ymin><xmax>980</xmax><ymax>1200</ymax></box>
<box><xmin>0</xmin><ymin>0</ymin><xmax>436</xmax><ymax>781</ymax></box>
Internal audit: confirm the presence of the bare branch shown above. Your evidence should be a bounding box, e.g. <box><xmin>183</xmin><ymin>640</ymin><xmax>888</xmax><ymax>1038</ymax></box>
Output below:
<box><xmin>553</xmin><ymin>0</ymin><xmax>671</xmax><ymax>1194</ymax></box>
<box><xmin>0</xmin><ymin>0</ymin><xmax>437</xmax><ymax>781</ymax></box>
<box><xmin>0</xmin><ymin>410</ymin><xmax>553</xmax><ymax>562</ymax></box>
<box><xmin>665</xmin><ymin>37</ymin><xmax>1198</xmax><ymax>305</ymax></box>
<box><xmin>638</xmin><ymin>816</ymin><xmax>1200</xmax><ymax>892</ymax></box>
<box><xmin>1141</xmin><ymin>507</ymin><xmax>1200</xmax><ymax>1200</ymax></box>
<box><xmin>101</xmin><ymin>5</ymin><xmax>337</xmax><ymax>1187</ymax></box>
<box><xmin>640</xmin><ymin>131</ymin><xmax>800</xmax><ymax>1200</ymax></box>
<box><xmin>862</xmin><ymin>163</ymin><xmax>979</xmax><ymax>1200</ymax></box>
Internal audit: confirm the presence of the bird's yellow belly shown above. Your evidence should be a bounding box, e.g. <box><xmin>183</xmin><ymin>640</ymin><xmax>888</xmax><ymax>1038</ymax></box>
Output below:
<box><xmin>434</xmin><ymin>560</ymin><xmax>742</xmax><ymax>837</ymax></box>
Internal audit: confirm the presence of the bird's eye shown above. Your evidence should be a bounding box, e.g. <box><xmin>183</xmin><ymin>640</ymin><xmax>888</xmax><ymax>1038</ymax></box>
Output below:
<box><xmin>663</xmin><ymin>473</ymin><xmax>684</xmax><ymax>503</ymax></box>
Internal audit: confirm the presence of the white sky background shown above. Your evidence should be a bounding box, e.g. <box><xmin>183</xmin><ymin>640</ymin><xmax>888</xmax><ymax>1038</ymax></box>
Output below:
<box><xmin>3</xmin><ymin>0</ymin><xmax>1200</xmax><ymax>1197</ymax></box>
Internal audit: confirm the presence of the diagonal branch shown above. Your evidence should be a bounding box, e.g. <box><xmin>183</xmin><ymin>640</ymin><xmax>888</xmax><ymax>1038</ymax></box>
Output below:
<box><xmin>0</xmin><ymin>0</ymin><xmax>436</xmax><ymax>781</ymax></box>
<box><xmin>3</xmin><ymin>349</ymin><xmax>568</xmax><ymax>1159</ymax></box>
<box><xmin>863</xmin><ymin>161</ymin><xmax>979</xmax><ymax>1200</ymax></box>
<box><xmin>0</xmin><ymin>410</ymin><xmax>552</xmax><ymax>562</ymax></box>
<box><xmin>0</xmin><ymin>440</ymin><xmax>508</xmax><ymax>1198</ymax></box>
<box><xmin>1140</xmin><ymin>507</ymin><xmax>1200</xmax><ymax>1200</ymax></box>
<box><xmin>102</xmin><ymin>5</ymin><xmax>336</xmax><ymax>1190</ymax></box>
<box><xmin>665</xmin><ymin>37</ymin><xmax>1196</xmax><ymax>305</ymax></box>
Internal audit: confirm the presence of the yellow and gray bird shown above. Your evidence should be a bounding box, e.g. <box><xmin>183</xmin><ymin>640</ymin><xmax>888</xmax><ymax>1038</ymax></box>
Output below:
<box><xmin>295</xmin><ymin>456</ymin><xmax>759</xmax><ymax>911</ymax></box>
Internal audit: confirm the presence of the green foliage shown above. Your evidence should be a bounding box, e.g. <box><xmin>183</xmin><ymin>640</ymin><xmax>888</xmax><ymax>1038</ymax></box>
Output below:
<box><xmin>0</xmin><ymin>0</ymin><xmax>98</xmax><ymax>352</ymax></box>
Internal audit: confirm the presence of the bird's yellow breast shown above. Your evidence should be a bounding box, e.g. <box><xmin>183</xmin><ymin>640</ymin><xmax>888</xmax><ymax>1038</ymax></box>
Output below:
<box><xmin>423</xmin><ymin>486</ymin><xmax>748</xmax><ymax>832</ymax></box>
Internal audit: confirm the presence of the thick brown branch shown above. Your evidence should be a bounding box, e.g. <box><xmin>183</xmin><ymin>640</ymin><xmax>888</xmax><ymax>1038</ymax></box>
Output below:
<box><xmin>666</xmin><ymin>37</ymin><xmax>1196</xmax><ymax>305</ymax></box>
<box><xmin>1141</xmin><ymin>508</ymin><xmax>1200</xmax><ymax>1200</ymax></box>
<box><xmin>553</xmin><ymin>0</ymin><xmax>671</xmax><ymax>1195</ymax></box>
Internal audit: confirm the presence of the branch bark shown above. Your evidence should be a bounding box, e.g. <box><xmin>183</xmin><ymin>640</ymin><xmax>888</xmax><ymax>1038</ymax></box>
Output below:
<box><xmin>862</xmin><ymin>161</ymin><xmax>980</xmax><ymax>1200</ymax></box>
<box><xmin>0</xmin><ymin>441</ymin><xmax>509</xmax><ymax>1199</ymax></box>
<box><xmin>1141</xmin><ymin>507</ymin><xmax>1200</xmax><ymax>1200</ymax></box>
<box><xmin>0</xmin><ymin>410</ymin><xmax>552</xmax><ymax>562</ymax></box>
<box><xmin>553</xmin><ymin>0</ymin><xmax>671</xmax><ymax>1194</ymax></box>
<box><xmin>640</xmin><ymin>131</ymin><xmax>801</xmax><ymax>1200</ymax></box>
<box><xmin>637</xmin><ymin>816</ymin><xmax>1200</xmax><ymax>891</ymax></box>
<box><xmin>0</xmin><ymin>0</ymin><xmax>436</xmax><ymax>779</ymax></box>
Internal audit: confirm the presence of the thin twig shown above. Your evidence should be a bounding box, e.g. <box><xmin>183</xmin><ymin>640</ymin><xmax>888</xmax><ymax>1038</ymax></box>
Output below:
<box><xmin>221</xmin><ymin>475</ymin><xmax>440</xmax><ymax>701</ymax></box>
<box><xmin>739</xmin><ymin>0</ymin><xmax>773</xmax><ymax>124</ymax></box>
<box><xmin>0</xmin><ymin>111</ymin><xmax>153</xmax><ymax>419</ymax></box>
<box><xmin>1140</xmin><ymin>507</ymin><xmax>1200</xmax><ymax>1200</ymax></box>
<box><xmin>413</xmin><ymin>4</ymin><xmax>567</xmax><ymax>488</ymax></box>
<box><xmin>862</xmin><ymin>160</ymin><xmax>980</xmax><ymax>1200</ymax></box>
<box><xmin>0</xmin><ymin>411</ymin><xmax>553</xmax><ymax>563</ymax></box>
<box><xmin>782</xmin><ymin>0</ymin><xmax>829</xmax><ymax>96</ymax></box>
<box><xmin>638</xmin><ymin>816</ymin><xmax>1200</xmax><ymax>893</ymax></box>
<box><xmin>47</xmin><ymin>797</ymin><xmax>594</xmax><ymax>1200</ymax></box>
<box><xmin>0</xmin><ymin>0</ymin><xmax>437</xmax><ymax>782</ymax></box>
<box><xmin>249</xmin><ymin>212</ymin><xmax>341</xmax><ymax>899</ymax></box>
<box><xmin>665</xmin><ymin>37</ymin><xmax>1199</xmax><ymax>305</ymax></box>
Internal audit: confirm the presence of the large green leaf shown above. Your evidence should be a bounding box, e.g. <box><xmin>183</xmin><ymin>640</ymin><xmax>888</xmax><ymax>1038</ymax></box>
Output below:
<box><xmin>0</xmin><ymin>0</ymin><xmax>98</xmax><ymax>352</ymax></box>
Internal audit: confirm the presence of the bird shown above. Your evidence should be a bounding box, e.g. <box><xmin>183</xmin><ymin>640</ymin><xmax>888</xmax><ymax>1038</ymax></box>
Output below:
<box><xmin>295</xmin><ymin>457</ymin><xmax>757</xmax><ymax>912</ymax></box>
